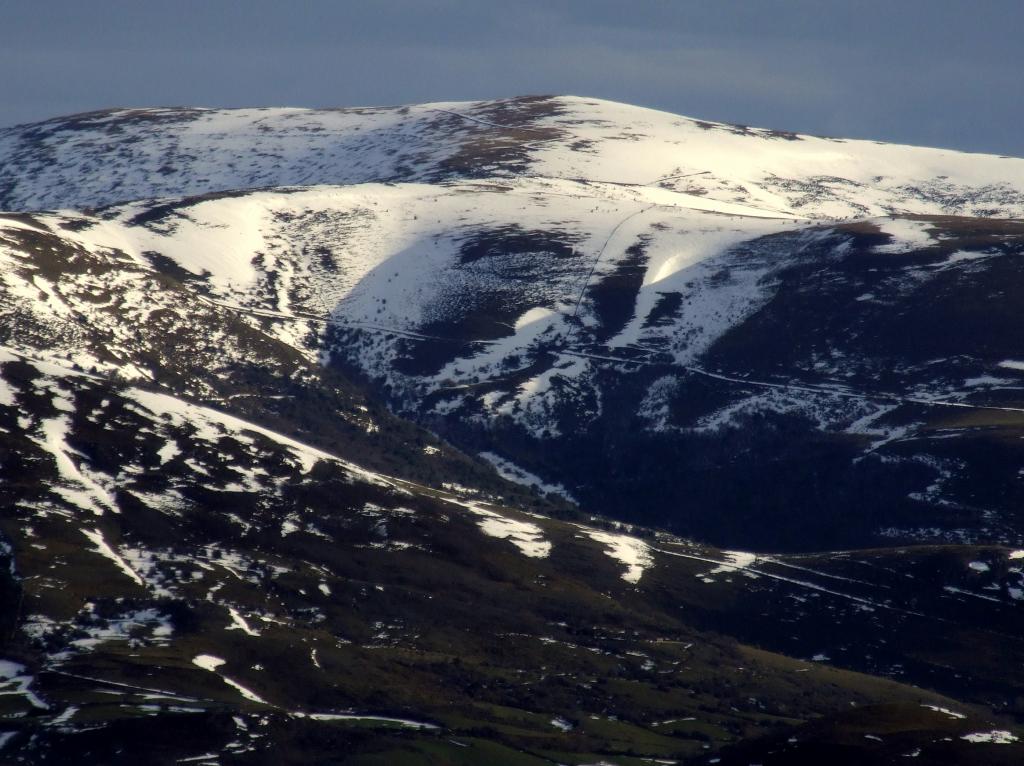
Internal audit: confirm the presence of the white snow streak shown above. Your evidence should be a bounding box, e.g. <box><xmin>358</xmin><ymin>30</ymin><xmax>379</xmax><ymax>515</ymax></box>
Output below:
<box><xmin>585</xmin><ymin>529</ymin><xmax>653</xmax><ymax>584</ymax></box>
<box><xmin>81</xmin><ymin>529</ymin><xmax>143</xmax><ymax>586</ymax></box>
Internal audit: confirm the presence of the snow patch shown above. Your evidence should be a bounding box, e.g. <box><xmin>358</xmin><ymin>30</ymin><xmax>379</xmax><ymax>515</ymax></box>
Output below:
<box><xmin>550</xmin><ymin>717</ymin><xmax>574</xmax><ymax>732</ymax></box>
<box><xmin>226</xmin><ymin>607</ymin><xmax>260</xmax><ymax>637</ymax></box>
<box><xmin>709</xmin><ymin>550</ymin><xmax>758</xmax><ymax>575</ymax></box>
<box><xmin>0</xmin><ymin>660</ymin><xmax>48</xmax><ymax>710</ymax></box>
<box><xmin>445</xmin><ymin>497</ymin><xmax>551</xmax><ymax>558</ymax></box>
<box><xmin>961</xmin><ymin>730</ymin><xmax>1018</xmax><ymax>744</ymax></box>
<box><xmin>81</xmin><ymin>528</ymin><xmax>144</xmax><ymax>586</ymax></box>
<box><xmin>475</xmin><ymin>514</ymin><xmax>551</xmax><ymax>559</ymax></box>
<box><xmin>221</xmin><ymin>677</ymin><xmax>267</xmax><ymax>704</ymax></box>
<box><xmin>872</xmin><ymin>218</ymin><xmax>938</xmax><ymax>254</ymax></box>
<box><xmin>585</xmin><ymin>529</ymin><xmax>653</xmax><ymax>584</ymax></box>
<box><xmin>295</xmin><ymin>712</ymin><xmax>438</xmax><ymax>729</ymax></box>
<box><xmin>921</xmin><ymin>705</ymin><xmax>965</xmax><ymax>720</ymax></box>
<box><xmin>192</xmin><ymin>654</ymin><xmax>225</xmax><ymax>672</ymax></box>
<box><xmin>478</xmin><ymin>451</ymin><xmax>575</xmax><ymax>501</ymax></box>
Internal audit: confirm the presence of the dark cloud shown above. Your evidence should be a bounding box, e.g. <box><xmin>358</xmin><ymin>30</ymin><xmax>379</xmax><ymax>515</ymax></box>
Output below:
<box><xmin>2</xmin><ymin>1</ymin><xmax>1021</xmax><ymax>156</ymax></box>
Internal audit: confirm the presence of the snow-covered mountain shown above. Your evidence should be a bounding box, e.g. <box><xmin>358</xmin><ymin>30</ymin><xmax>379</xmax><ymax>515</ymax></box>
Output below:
<box><xmin>4</xmin><ymin>96</ymin><xmax>1024</xmax><ymax>763</ymax></box>
<box><xmin>4</xmin><ymin>95</ymin><xmax>1024</xmax><ymax>216</ymax></box>
<box><xmin>4</xmin><ymin>96</ymin><xmax>1023</xmax><ymax>548</ymax></box>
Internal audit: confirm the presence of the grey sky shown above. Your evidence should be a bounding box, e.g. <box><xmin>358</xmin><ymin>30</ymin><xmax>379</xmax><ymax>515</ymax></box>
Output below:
<box><xmin>2</xmin><ymin>0</ymin><xmax>1022</xmax><ymax>156</ymax></box>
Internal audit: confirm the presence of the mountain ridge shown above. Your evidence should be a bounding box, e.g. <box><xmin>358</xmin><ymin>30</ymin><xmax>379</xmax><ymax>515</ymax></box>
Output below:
<box><xmin>5</xmin><ymin>95</ymin><xmax>1024</xmax><ymax>215</ymax></box>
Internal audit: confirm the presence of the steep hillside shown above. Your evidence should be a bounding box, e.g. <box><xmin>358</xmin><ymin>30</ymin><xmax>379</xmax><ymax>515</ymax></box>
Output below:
<box><xmin>2</xmin><ymin>348</ymin><xmax>1024</xmax><ymax>764</ymax></box>
<box><xmin>0</xmin><ymin>210</ymin><xmax>556</xmax><ymax>510</ymax></box>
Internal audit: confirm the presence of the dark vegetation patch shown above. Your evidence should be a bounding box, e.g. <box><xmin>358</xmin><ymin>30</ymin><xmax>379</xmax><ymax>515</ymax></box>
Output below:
<box><xmin>642</xmin><ymin>291</ymin><xmax>684</xmax><ymax>328</ymax></box>
<box><xmin>458</xmin><ymin>225</ymin><xmax>578</xmax><ymax>266</ymax></box>
<box><xmin>0</xmin><ymin>226</ymin><xmax>98</xmax><ymax>281</ymax></box>
<box><xmin>56</xmin><ymin>217</ymin><xmax>95</xmax><ymax>233</ymax></box>
<box><xmin>587</xmin><ymin>234</ymin><xmax>649</xmax><ymax>342</ymax></box>
<box><xmin>420</xmin><ymin>219</ymin><xmax>1024</xmax><ymax>553</ymax></box>
<box><xmin>706</xmin><ymin>702</ymin><xmax>1024</xmax><ymax>765</ymax></box>
<box><xmin>429</xmin><ymin>96</ymin><xmax>568</xmax><ymax>180</ymax></box>
<box><xmin>7</xmin><ymin>107</ymin><xmax>204</xmax><ymax>137</ymax></box>
<box><xmin>707</xmin><ymin>217</ymin><xmax>1024</xmax><ymax>388</ymax></box>
<box><xmin>0</xmin><ymin>213</ymin><xmax>48</xmax><ymax>231</ymax></box>
<box><xmin>124</xmin><ymin>188</ymin><xmax>259</xmax><ymax>227</ymax></box>
<box><xmin>383</xmin><ymin>226</ymin><xmax>584</xmax><ymax>376</ymax></box>
<box><xmin>483</xmin><ymin>372</ymin><xmax>936</xmax><ymax>551</ymax></box>
<box><xmin>692</xmin><ymin>119</ymin><xmax>802</xmax><ymax>141</ymax></box>
<box><xmin>142</xmin><ymin>250</ymin><xmax>210</xmax><ymax>284</ymax></box>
